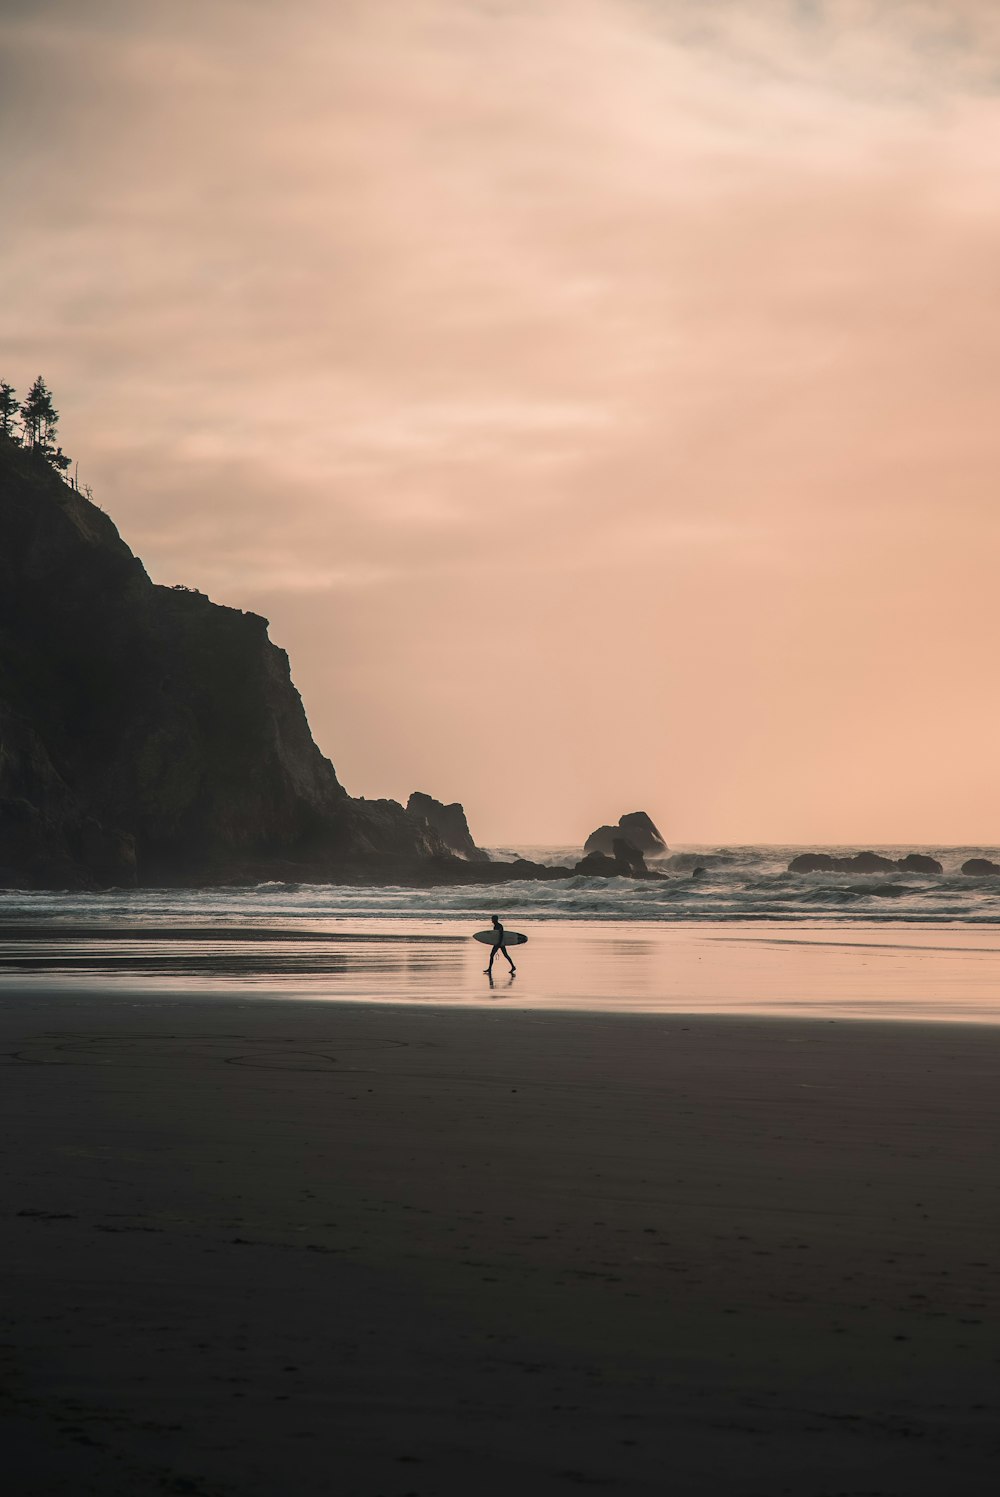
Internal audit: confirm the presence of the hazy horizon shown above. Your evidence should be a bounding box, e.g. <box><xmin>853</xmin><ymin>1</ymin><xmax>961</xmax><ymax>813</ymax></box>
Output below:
<box><xmin>3</xmin><ymin>0</ymin><xmax>1000</xmax><ymax>845</ymax></box>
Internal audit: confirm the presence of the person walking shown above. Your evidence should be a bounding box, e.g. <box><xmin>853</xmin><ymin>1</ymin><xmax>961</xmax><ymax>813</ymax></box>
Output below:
<box><xmin>484</xmin><ymin>913</ymin><xmax>516</xmax><ymax>976</ymax></box>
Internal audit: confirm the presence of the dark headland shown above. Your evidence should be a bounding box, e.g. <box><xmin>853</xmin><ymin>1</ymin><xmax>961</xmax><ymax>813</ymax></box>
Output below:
<box><xmin>0</xmin><ymin>435</ymin><xmax>667</xmax><ymax>889</ymax></box>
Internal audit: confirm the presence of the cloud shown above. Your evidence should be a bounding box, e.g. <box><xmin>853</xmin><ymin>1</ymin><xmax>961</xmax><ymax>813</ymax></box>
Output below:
<box><xmin>3</xmin><ymin>0</ymin><xmax>1000</xmax><ymax>839</ymax></box>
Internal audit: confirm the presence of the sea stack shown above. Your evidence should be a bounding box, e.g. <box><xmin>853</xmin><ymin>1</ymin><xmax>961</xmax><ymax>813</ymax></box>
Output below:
<box><xmin>406</xmin><ymin>792</ymin><xmax>490</xmax><ymax>861</ymax></box>
<box><xmin>583</xmin><ymin>811</ymin><xmax>667</xmax><ymax>858</ymax></box>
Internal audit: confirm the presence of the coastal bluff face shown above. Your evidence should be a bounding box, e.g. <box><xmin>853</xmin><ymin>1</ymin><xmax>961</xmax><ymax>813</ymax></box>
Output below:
<box><xmin>406</xmin><ymin>793</ymin><xmax>489</xmax><ymax>861</ymax></box>
<box><xmin>0</xmin><ymin>439</ymin><xmax>442</xmax><ymax>887</ymax></box>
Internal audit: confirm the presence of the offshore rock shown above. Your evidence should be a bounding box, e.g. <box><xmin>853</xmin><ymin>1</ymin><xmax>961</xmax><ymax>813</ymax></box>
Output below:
<box><xmin>574</xmin><ymin>851</ymin><xmax>621</xmax><ymax>877</ymax></box>
<box><xmin>843</xmin><ymin>851</ymin><xmax>897</xmax><ymax>873</ymax></box>
<box><xmin>961</xmin><ymin>858</ymin><xmax>1000</xmax><ymax>876</ymax></box>
<box><xmin>789</xmin><ymin>851</ymin><xmax>943</xmax><ymax>875</ymax></box>
<box><xmin>573</xmin><ymin>840</ymin><xmax>653</xmax><ymax>879</ymax></box>
<box><xmin>584</xmin><ymin>811</ymin><xmax>667</xmax><ymax>857</ymax></box>
<box><xmin>406</xmin><ymin>792</ymin><xmax>489</xmax><ymax>861</ymax></box>
<box><xmin>897</xmin><ymin>853</ymin><xmax>944</xmax><ymax>875</ymax></box>
<box><xmin>612</xmin><ymin>838</ymin><xmax>648</xmax><ymax>877</ymax></box>
<box><xmin>619</xmin><ymin>812</ymin><xmax>667</xmax><ymax>855</ymax></box>
<box><xmin>0</xmin><ymin>436</ymin><xmax>443</xmax><ymax>888</ymax></box>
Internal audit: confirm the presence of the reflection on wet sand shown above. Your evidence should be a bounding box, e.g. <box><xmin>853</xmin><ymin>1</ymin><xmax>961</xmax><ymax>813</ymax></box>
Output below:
<box><xmin>0</xmin><ymin>926</ymin><xmax>462</xmax><ymax>988</ymax></box>
<box><xmin>2</xmin><ymin>918</ymin><xmax>1000</xmax><ymax>1021</ymax></box>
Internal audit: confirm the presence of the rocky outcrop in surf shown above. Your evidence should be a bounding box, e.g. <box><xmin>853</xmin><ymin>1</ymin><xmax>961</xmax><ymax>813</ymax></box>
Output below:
<box><xmin>788</xmin><ymin>851</ymin><xmax>943</xmax><ymax>875</ymax></box>
<box><xmin>584</xmin><ymin>811</ymin><xmax>666</xmax><ymax>858</ymax></box>
<box><xmin>610</xmin><ymin>838</ymin><xmax>649</xmax><ymax>877</ymax></box>
<box><xmin>406</xmin><ymin>792</ymin><xmax>489</xmax><ymax>862</ymax></box>
<box><xmin>960</xmin><ymin>858</ymin><xmax>1000</xmax><ymax>876</ymax></box>
<box><xmin>573</xmin><ymin>839</ymin><xmax>657</xmax><ymax>879</ymax></box>
<box><xmin>897</xmin><ymin>854</ymin><xmax>944</xmax><ymax>874</ymax></box>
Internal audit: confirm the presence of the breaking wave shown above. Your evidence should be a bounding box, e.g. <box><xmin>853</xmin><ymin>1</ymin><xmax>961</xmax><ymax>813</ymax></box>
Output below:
<box><xmin>3</xmin><ymin>846</ymin><xmax>1000</xmax><ymax>925</ymax></box>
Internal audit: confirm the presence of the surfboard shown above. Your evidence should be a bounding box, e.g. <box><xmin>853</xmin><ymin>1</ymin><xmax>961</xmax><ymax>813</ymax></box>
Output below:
<box><xmin>473</xmin><ymin>930</ymin><xmax>528</xmax><ymax>946</ymax></box>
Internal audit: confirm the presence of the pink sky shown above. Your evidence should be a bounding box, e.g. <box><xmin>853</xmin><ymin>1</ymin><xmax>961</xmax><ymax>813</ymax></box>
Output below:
<box><xmin>3</xmin><ymin>0</ymin><xmax>1000</xmax><ymax>845</ymax></box>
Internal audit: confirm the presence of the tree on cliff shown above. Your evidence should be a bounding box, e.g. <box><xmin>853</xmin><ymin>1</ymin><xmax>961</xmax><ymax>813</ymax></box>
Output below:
<box><xmin>20</xmin><ymin>376</ymin><xmax>58</xmax><ymax>448</ymax></box>
<box><xmin>0</xmin><ymin>381</ymin><xmax>19</xmax><ymax>441</ymax></box>
<box><xmin>17</xmin><ymin>375</ymin><xmax>71</xmax><ymax>472</ymax></box>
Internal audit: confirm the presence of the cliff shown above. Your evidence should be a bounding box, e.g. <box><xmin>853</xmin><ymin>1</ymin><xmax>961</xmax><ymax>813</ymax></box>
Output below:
<box><xmin>0</xmin><ymin>437</ymin><xmax>443</xmax><ymax>887</ymax></box>
<box><xmin>406</xmin><ymin>792</ymin><xmax>489</xmax><ymax>861</ymax></box>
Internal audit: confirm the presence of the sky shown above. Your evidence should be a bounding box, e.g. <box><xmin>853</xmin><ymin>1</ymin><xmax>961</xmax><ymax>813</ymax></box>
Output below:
<box><xmin>2</xmin><ymin>0</ymin><xmax>1000</xmax><ymax>846</ymax></box>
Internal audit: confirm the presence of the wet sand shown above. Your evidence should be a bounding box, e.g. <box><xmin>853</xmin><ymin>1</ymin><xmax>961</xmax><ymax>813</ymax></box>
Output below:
<box><xmin>5</xmin><ymin>918</ymin><xmax>1000</xmax><ymax>1021</ymax></box>
<box><xmin>2</xmin><ymin>988</ymin><xmax>998</xmax><ymax>1495</ymax></box>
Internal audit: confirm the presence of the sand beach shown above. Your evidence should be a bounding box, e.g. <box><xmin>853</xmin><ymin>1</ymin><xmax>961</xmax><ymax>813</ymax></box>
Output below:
<box><xmin>2</xmin><ymin>933</ymin><xmax>998</xmax><ymax>1495</ymax></box>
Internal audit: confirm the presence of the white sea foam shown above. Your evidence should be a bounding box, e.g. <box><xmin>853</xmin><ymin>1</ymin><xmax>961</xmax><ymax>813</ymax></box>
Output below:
<box><xmin>2</xmin><ymin>845</ymin><xmax>1000</xmax><ymax>926</ymax></box>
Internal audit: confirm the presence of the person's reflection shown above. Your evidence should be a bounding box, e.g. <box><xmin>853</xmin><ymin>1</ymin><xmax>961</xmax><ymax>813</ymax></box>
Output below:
<box><xmin>486</xmin><ymin>968</ymin><xmax>517</xmax><ymax>994</ymax></box>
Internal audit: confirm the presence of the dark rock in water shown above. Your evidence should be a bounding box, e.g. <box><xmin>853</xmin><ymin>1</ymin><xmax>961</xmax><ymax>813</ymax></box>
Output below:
<box><xmin>850</xmin><ymin>851</ymin><xmax>899</xmax><ymax>873</ymax></box>
<box><xmin>618</xmin><ymin>812</ymin><xmax>667</xmax><ymax>855</ymax></box>
<box><xmin>406</xmin><ymin>792</ymin><xmax>489</xmax><ymax>861</ymax></box>
<box><xmin>961</xmin><ymin>858</ymin><xmax>1000</xmax><ymax>876</ymax></box>
<box><xmin>789</xmin><ymin>850</ymin><xmax>942</xmax><ymax>876</ymax></box>
<box><xmin>612</xmin><ymin>837</ymin><xmax>648</xmax><ymax>877</ymax></box>
<box><xmin>788</xmin><ymin>853</ymin><xmax>837</xmax><ymax>873</ymax></box>
<box><xmin>584</xmin><ymin>811</ymin><xmax>666</xmax><ymax>857</ymax></box>
<box><xmin>573</xmin><ymin>850</ymin><xmax>621</xmax><ymax>877</ymax></box>
<box><xmin>0</xmin><ymin>435</ymin><xmax>445</xmax><ymax>888</ymax></box>
<box><xmin>897</xmin><ymin>853</ymin><xmax>943</xmax><ymax>875</ymax></box>
<box><xmin>572</xmin><ymin>839</ymin><xmax>652</xmax><ymax>879</ymax></box>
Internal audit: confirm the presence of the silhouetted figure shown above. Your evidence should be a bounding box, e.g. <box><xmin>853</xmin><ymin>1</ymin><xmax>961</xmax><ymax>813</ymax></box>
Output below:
<box><xmin>484</xmin><ymin>914</ymin><xmax>516</xmax><ymax>976</ymax></box>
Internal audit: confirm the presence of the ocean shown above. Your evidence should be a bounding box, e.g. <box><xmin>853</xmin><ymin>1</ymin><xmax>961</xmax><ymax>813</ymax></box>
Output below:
<box><xmin>3</xmin><ymin>846</ymin><xmax>1000</xmax><ymax>1020</ymax></box>
<box><xmin>3</xmin><ymin>844</ymin><xmax>999</xmax><ymax>927</ymax></box>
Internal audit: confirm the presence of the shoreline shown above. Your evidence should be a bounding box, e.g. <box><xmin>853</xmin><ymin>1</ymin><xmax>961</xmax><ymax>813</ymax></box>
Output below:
<box><xmin>6</xmin><ymin>843</ymin><xmax>1000</xmax><ymax>946</ymax></box>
